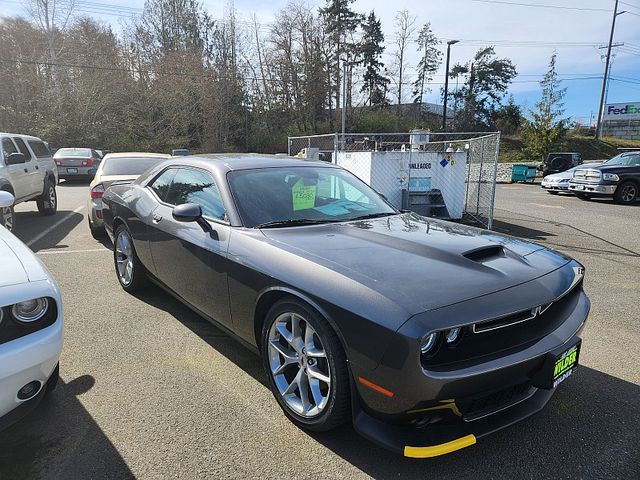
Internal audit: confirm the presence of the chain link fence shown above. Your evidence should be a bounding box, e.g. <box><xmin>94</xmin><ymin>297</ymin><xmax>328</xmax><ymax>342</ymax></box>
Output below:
<box><xmin>288</xmin><ymin>132</ymin><xmax>500</xmax><ymax>229</ymax></box>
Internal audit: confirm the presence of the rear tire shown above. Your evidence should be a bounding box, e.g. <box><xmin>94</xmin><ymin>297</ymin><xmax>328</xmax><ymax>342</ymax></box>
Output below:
<box><xmin>113</xmin><ymin>224</ymin><xmax>148</xmax><ymax>292</ymax></box>
<box><xmin>88</xmin><ymin>217</ymin><xmax>104</xmax><ymax>239</ymax></box>
<box><xmin>37</xmin><ymin>179</ymin><xmax>57</xmax><ymax>216</ymax></box>
<box><xmin>261</xmin><ymin>299</ymin><xmax>350</xmax><ymax>432</ymax></box>
<box><xmin>613</xmin><ymin>181</ymin><xmax>638</xmax><ymax>205</ymax></box>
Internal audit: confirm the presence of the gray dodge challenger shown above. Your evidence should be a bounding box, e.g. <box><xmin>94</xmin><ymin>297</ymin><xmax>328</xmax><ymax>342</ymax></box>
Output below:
<box><xmin>101</xmin><ymin>154</ymin><xmax>589</xmax><ymax>458</ymax></box>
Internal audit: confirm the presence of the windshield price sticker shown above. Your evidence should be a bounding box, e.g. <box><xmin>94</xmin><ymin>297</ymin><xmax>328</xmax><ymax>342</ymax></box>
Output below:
<box><xmin>292</xmin><ymin>179</ymin><xmax>316</xmax><ymax>211</ymax></box>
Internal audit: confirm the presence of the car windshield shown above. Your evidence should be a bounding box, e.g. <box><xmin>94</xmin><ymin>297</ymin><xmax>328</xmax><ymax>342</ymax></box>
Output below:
<box><xmin>603</xmin><ymin>153</ymin><xmax>640</xmax><ymax>167</ymax></box>
<box><xmin>102</xmin><ymin>156</ymin><xmax>167</xmax><ymax>176</ymax></box>
<box><xmin>55</xmin><ymin>148</ymin><xmax>92</xmax><ymax>157</ymax></box>
<box><xmin>228</xmin><ymin>166</ymin><xmax>397</xmax><ymax>228</ymax></box>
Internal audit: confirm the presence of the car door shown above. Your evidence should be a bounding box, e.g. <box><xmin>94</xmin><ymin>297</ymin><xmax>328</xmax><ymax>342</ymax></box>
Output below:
<box><xmin>1</xmin><ymin>137</ymin><xmax>31</xmax><ymax>200</ymax></box>
<box><xmin>148</xmin><ymin>167</ymin><xmax>232</xmax><ymax>328</ymax></box>
<box><xmin>12</xmin><ymin>137</ymin><xmax>42</xmax><ymax>197</ymax></box>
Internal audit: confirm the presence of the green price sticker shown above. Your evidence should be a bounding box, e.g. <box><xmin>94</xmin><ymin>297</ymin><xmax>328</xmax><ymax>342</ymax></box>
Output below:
<box><xmin>292</xmin><ymin>179</ymin><xmax>316</xmax><ymax>211</ymax></box>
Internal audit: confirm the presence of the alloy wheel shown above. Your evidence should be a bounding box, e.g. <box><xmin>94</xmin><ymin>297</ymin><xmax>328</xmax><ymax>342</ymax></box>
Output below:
<box><xmin>1</xmin><ymin>206</ymin><xmax>13</xmax><ymax>231</ymax></box>
<box><xmin>621</xmin><ymin>184</ymin><xmax>637</xmax><ymax>203</ymax></box>
<box><xmin>267</xmin><ymin>312</ymin><xmax>331</xmax><ymax>418</ymax></box>
<box><xmin>115</xmin><ymin>230</ymin><xmax>134</xmax><ymax>286</ymax></box>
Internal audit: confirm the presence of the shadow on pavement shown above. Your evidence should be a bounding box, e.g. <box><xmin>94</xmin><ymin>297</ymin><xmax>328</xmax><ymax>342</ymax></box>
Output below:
<box><xmin>13</xmin><ymin>211</ymin><xmax>84</xmax><ymax>253</ymax></box>
<box><xmin>0</xmin><ymin>375</ymin><xmax>134</xmax><ymax>480</ymax></box>
<box><xmin>132</xmin><ymin>287</ymin><xmax>267</xmax><ymax>388</ymax></box>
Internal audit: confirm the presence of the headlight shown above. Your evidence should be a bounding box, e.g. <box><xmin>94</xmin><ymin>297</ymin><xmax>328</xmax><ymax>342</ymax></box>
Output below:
<box><xmin>445</xmin><ymin>327</ymin><xmax>461</xmax><ymax>343</ymax></box>
<box><xmin>420</xmin><ymin>333</ymin><xmax>439</xmax><ymax>355</ymax></box>
<box><xmin>559</xmin><ymin>178</ymin><xmax>570</xmax><ymax>183</ymax></box>
<box><xmin>602</xmin><ymin>173</ymin><xmax>619</xmax><ymax>181</ymax></box>
<box><xmin>12</xmin><ymin>297</ymin><xmax>49</xmax><ymax>323</ymax></box>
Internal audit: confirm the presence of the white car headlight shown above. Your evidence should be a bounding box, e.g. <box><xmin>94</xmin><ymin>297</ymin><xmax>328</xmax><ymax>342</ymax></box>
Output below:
<box><xmin>602</xmin><ymin>173</ymin><xmax>619</xmax><ymax>181</ymax></box>
<box><xmin>12</xmin><ymin>297</ymin><xmax>49</xmax><ymax>323</ymax></box>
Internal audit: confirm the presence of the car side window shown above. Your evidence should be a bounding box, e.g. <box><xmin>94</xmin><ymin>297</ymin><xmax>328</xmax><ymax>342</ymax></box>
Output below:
<box><xmin>2</xmin><ymin>138</ymin><xmax>18</xmax><ymax>160</ymax></box>
<box><xmin>27</xmin><ymin>140</ymin><xmax>51</xmax><ymax>159</ymax></box>
<box><xmin>12</xmin><ymin>138</ymin><xmax>33</xmax><ymax>161</ymax></box>
<box><xmin>165</xmin><ymin>168</ymin><xmax>226</xmax><ymax>220</ymax></box>
<box><xmin>149</xmin><ymin>168</ymin><xmax>178</xmax><ymax>202</ymax></box>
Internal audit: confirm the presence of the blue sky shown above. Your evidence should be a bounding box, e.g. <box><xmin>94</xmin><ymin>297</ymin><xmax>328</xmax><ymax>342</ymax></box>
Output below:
<box><xmin>1</xmin><ymin>0</ymin><xmax>639</xmax><ymax>124</ymax></box>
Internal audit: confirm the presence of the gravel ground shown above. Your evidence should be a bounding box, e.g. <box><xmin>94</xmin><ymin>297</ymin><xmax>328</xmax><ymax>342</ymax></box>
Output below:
<box><xmin>0</xmin><ymin>180</ymin><xmax>638</xmax><ymax>480</ymax></box>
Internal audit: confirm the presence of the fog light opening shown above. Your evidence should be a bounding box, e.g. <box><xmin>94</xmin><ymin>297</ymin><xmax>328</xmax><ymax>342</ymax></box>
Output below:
<box><xmin>17</xmin><ymin>381</ymin><xmax>42</xmax><ymax>400</ymax></box>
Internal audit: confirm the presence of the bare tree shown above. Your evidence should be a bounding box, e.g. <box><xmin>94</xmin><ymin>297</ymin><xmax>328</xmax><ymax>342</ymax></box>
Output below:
<box><xmin>391</xmin><ymin>9</ymin><xmax>416</xmax><ymax>105</ymax></box>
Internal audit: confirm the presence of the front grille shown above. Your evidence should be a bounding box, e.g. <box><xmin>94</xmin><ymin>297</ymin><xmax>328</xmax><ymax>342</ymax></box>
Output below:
<box><xmin>573</xmin><ymin>169</ymin><xmax>601</xmax><ymax>183</ymax></box>
<box><xmin>459</xmin><ymin>382</ymin><xmax>536</xmax><ymax>422</ymax></box>
<box><xmin>423</xmin><ymin>281</ymin><xmax>583</xmax><ymax>370</ymax></box>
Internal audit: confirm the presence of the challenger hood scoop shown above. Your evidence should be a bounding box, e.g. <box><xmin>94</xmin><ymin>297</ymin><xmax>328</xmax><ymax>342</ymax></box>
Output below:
<box><xmin>262</xmin><ymin>213</ymin><xmax>570</xmax><ymax>313</ymax></box>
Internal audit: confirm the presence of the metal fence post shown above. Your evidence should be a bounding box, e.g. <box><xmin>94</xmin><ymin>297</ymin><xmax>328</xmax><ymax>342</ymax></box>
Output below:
<box><xmin>287</xmin><ymin>138</ymin><xmax>291</xmax><ymax>156</ymax></box>
<box><xmin>475</xmin><ymin>138</ymin><xmax>485</xmax><ymax>216</ymax></box>
<box><xmin>487</xmin><ymin>132</ymin><xmax>500</xmax><ymax>230</ymax></box>
<box><xmin>334</xmin><ymin>133</ymin><xmax>339</xmax><ymax>163</ymax></box>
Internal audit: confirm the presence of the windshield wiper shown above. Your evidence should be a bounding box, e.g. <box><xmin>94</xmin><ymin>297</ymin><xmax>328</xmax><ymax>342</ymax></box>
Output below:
<box><xmin>348</xmin><ymin>212</ymin><xmax>398</xmax><ymax>221</ymax></box>
<box><xmin>256</xmin><ymin>219</ymin><xmax>342</xmax><ymax>229</ymax></box>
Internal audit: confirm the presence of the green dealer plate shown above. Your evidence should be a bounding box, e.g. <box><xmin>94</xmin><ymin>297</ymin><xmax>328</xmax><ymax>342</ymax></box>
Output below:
<box><xmin>532</xmin><ymin>337</ymin><xmax>581</xmax><ymax>390</ymax></box>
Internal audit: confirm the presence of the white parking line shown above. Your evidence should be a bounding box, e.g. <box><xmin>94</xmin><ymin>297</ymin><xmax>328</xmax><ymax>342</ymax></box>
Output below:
<box><xmin>37</xmin><ymin>248</ymin><xmax>109</xmax><ymax>255</ymax></box>
<box><xmin>527</xmin><ymin>203</ymin><xmax>564</xmax><ymax>209</ymax></box>
<box><xmin>27</xmin><ymin>205</ymin><xmax>85</xmax><ymax>247</ymax></box>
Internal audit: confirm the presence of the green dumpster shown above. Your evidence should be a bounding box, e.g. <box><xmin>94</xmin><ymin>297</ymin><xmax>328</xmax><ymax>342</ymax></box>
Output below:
<box><xmin>511</xmin><ymin>164</ymin><xmax>537</xmax><ymax>183</ymax></box>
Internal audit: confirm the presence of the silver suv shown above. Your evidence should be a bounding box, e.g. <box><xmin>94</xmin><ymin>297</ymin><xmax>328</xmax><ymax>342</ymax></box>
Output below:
<box><xmin>0</xmin><ymin>133</ymin><xmax>59</xmax><ymax>232</ymax></box>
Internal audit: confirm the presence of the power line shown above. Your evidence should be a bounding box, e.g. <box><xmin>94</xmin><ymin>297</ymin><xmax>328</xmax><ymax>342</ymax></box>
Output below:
<box><xmin>470</xmin><ymin>0</ymin><xmax>610</xmax><ymax>12</ymax></box>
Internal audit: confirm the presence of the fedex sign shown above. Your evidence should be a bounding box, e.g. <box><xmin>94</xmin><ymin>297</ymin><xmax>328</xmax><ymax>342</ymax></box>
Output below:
<box><xmin>604</xmin><ymin>102</ymin><xmax>640</xmax><ymax>120</ymax></box>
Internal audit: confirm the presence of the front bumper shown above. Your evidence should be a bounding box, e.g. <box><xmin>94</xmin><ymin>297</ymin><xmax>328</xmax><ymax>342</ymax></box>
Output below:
<box><xmin>541</xmin><ymin>183</ymin><xmax>569</xmax><ymax>191</ymax></box>
<box><xmin>0</xmin><ymin>280</ymin><xmax>63</xmax><ymax>430</ymax></box>
<box><xmin>568</xmin><ymin>182</ymin><xmax>617</xmax><ymax>195</ymax></box>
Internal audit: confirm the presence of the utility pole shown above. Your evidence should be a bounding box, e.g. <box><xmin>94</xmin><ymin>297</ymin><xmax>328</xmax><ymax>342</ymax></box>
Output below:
<box><xmin>442</xmin><ymin>40</ymin><xmax>459</xmax><ymax>131</ymax></box>
<box><xmin>596</xmin><ymin>1</ymin><xmax>626</xmax><ymax>138</ymax></box>
<box><xmin>341</xmin><ymin>60</ymin><xmax>347</xmax><ymax>149</ymax></box>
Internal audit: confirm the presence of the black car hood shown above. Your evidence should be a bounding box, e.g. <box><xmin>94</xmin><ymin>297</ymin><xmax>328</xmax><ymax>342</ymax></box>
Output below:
<box><xmin>261</xmin><ymin>213</ymin><xmax>570</xmax><ymax>313</ymax></box>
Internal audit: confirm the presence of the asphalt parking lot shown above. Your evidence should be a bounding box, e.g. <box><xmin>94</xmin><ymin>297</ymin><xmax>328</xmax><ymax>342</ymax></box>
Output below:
<box><xmin>0</xmin><ymin>181</ymin><xmax>638</xmax><ymax>480</ymax></box>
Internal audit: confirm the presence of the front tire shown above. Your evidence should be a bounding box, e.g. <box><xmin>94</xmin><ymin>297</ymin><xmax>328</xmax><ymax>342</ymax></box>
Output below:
<box><xmin>576</xmin><ymin>193</ymin><xmax>591</xmax><ymax>201</ymax></box>
<box><xmin>45</xmin><ymin>363</ymin><xmax>60</xmax><ymax>395</ymax></box>
<box><xmin>261</xmin><ymin>299</ymin><xmax>350</xmax><ymax>432</ymax></box>
<box><xmin>614</xmin><ymin>181</ymin><xmax>638</xmax><ymax>205</ymax></box>
<box><xmin>37</xmin><ymin>179</ymin><xmax>57</xmax><ymax>216</ymax></box>
<box><xmin>1</xmin><ymin>203</ymin><xmax>15</xmax><ymax>232</ymax></box>
<box><xmin>113</xmin><ymin>224</ymin><xmax>148</xmax><ymax>292</ymax></box>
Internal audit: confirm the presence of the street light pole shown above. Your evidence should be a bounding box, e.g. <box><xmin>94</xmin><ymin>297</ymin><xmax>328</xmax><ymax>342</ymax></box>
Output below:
<box><xmin>596</xmin><ymin>0</ymin><xmax>625</xmax><ymax>139</ymax></box>
<box><xmin>442</xmin><ymin>40</ymin><xmax>459</xmax><ymax>131</ymax></box>
<box><xmin>341</xmin><ymin>59</ymin><xmax>347</xmax><ymax>149</ymax></box>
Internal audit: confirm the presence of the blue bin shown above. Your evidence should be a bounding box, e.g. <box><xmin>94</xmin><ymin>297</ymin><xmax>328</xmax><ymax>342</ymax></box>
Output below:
<box><xmin>511</xmin><ymin>164</ymin><xmax>537</xmax><ymax>183</ymax></box>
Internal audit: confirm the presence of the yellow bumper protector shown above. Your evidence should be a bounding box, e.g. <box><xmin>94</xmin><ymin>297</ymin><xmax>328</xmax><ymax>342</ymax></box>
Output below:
<box><xmin>404</xmin><ymin>434</ymin><xmax>477</xmax><ymax>458</ymax></box>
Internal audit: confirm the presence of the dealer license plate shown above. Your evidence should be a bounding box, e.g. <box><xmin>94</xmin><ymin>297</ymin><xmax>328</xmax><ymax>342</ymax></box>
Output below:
<box><xmin>532</xmin><ymin>338</ymin><xmax>581</xmax><ymax>389</ymax></box>
<box><xmin>66</xmin><ymin>168</ymin><xmax>78</xmax><ymax>174</ymax></box>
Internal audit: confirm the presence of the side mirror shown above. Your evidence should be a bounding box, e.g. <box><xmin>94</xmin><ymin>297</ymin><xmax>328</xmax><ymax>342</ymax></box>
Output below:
<box><xmin>172</xmin><ymin>203</ymin><xmax>202</xmax><ymax>222</ymax></box>
<box><xmin>0</xmin><ymin>191</ymin><xmax>15</xmax><ymax>208</ymax></box>
<box><xmin>172</xmin><ymin>203</ymin><xmax>214</xmax><ymax>236</ymax></box>
<box><xmin>6</xmin><ymin>152</ymin><xmax>26</xmax><ymax>165</ymax></box>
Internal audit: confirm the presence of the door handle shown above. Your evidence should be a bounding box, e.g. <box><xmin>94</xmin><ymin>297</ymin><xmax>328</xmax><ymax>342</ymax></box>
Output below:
<box><xmin>152</xmin><ymin>214</ymin><xmax>162</xmax><ymax>223</ymax></box>
<box><xmin>24</xmin><ymin>168</ymin><xmax>28</xmax><ymax>173</ymax></box>
<box><xmin>35</xmin><ymin>165</ymin><xmax>39</xmax><ymax>170</ymax></box>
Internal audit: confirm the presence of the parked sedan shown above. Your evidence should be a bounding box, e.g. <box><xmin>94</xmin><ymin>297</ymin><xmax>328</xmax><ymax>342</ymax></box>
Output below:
<box><xmin>54</xmin><ymin>147</ymin><xmax>102</xmax><ymax>181</ymax></box>
<box><xmin>102</xmin><ymin>155</ymin><xmax>589</xmax><ymax>458</ymax></box>
<box><xmin>87</xmin><ymin>152</ymin><xmax>170</xmax><ymax>238</ymax></box>
<box><xmin>0</xmin><ymin>191</ymin><xmax>63</xmax><ymax>431</ymax></box>
<box><xmin>541</xmin><ymin>164</ymin><xmax>601</xmax><ymax>194</ymax></box>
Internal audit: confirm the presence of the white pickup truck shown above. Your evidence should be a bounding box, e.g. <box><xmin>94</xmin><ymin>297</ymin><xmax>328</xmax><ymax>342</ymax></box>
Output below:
<box><xmin>0</xmin><ymin>133</ymin><xmax>59</xmax><ymax>232</ymax></box>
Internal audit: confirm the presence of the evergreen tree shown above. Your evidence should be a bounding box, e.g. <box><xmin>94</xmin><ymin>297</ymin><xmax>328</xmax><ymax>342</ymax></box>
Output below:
<box><xmin>412</xmin><ymin>22</ymin><xmax>441</xmax><ymax>105</ymax></box>
<box><xmin>359</xmin><ymin>11</ymin><xmax>388</xmax><ymax>106</ymax></box>
<box><xmin>522</xmin><ymin>52</ymin><xmax>568</xmax><ymax>161</ymax></box>
<box><xmin>449</xmin><ymin>46</ymin><xmax>517</xmax><ymax>130</ymax></box>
